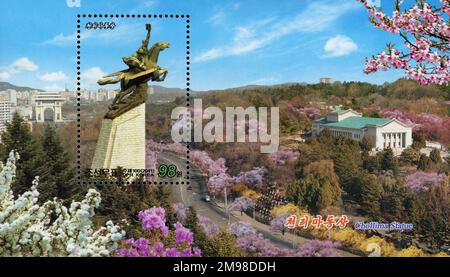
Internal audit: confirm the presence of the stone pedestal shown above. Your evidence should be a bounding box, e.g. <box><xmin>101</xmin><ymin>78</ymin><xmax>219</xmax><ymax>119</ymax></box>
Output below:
<box><xmin>91</xmin><ymin>104</ymin><xmax>145</xmax><ymax>172</ymax></box>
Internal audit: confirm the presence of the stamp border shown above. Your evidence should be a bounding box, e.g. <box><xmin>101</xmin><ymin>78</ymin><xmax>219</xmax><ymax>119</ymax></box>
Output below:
<box><xmin>76</xmin><ymin>14</ymin><xmax>190</xmax><ymax>186</ymax></box>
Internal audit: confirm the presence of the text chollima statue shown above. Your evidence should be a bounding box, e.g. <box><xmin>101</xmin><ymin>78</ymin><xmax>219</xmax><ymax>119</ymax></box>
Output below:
<box><xmin>91</xmin><ymin>24</ymin><xmax>169</xmax><ymax>176</ymax></box>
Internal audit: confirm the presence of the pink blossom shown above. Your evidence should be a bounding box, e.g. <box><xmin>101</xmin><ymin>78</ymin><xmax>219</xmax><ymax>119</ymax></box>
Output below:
<box><xmin>228</xmin><ymin>221</ymin><xmax>258</xmax><ymax>237</ymax></box>
<box><xmin>288</xmin><ymin>104</ymin><xmax>321</xmax><ymax>119</ymax></box>
<box><xmin>118</xmin><ymin>207</ymin><xmax>201</xmax><ymax>257</ymax></box>
<box><xmin>207</xmin><ymin>172</ymin><xmax>233</xmax><ymax>196</ymax></box>
<box><xmin>173</xmin><ymin>203</ymin><xmax>188</xmax><ymax>222</ymax></box>
<box><xmin>381</xmin><ymin>109</ymin><xmax>450</xmax><ymax>144</ymax></box>
<box><xmin>234</xmin><ymin>167</ymin><xmax>267</xmax><ymax>188</ymax></box>
<box><xmin>228</xmin><ymin>197</ymin><xmax>255</xmax><ymax>214</ymax></box>
<box><xmin>405</xmin><ymin>171</ymin><xmax>447</xmax><ymax>192</ymax></box>
<box><xmin>269</xmin><ymin>150</ymin><xmax>300</xmax><ymax>166</ymax></box>
<box><xmin>174</xmin><ymin>222</ymin><xmax>194</xmax><ymax>245</ymax></box>
<box><xmin>236</xmin><ymin>233</ymin><xmax>293</xmax><ymax>257</ymax></box>
<box><xmin>295</xmin><ymin>240</ymin><xmax>342</xmax><ymax>257</ymax></box>
<box><xmin>138</xmin><ymin>207</ymin><xmax>169</xmax><ymax>236</ymax></box>
<box><xmin>270</xmin><ymin>213</ymin><xmax>290</xmax><ymax>234</ymax></box>
<box><xmin>198</xmin><ymin>215</ymin><xmax>220</xmax><ymax>237</ymax></box>
<box><xmin>359</xmin><ymin>0</ymin><xmax>450</xmax><ymax>85</ymax></box>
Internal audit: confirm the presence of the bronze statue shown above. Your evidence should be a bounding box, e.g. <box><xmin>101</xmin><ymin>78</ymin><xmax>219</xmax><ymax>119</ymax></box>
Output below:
<box><xmin>97</xmin><ymin>24</ymin><xmax>169</xmax><ymax>119</ymax></box>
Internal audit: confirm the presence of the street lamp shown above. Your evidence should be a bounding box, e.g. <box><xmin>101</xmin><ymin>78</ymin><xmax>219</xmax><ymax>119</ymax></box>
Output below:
<box><xmin>224</xmin><ymin>186</ymin><xmax>230</xmax><ymax>225</ymax></box>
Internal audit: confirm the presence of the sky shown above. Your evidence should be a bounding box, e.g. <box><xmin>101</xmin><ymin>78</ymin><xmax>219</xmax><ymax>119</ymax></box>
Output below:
<box><xmin>0</xmin><ymin>0</ymin><xmax>434</xmax><ymax>91</ymax></box>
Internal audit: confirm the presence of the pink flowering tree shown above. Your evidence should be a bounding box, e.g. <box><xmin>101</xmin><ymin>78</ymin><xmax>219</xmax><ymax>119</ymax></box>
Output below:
<box><xmin>236</xmin><ymin>233</ymin><xmax>293</xmax><ymax>257</ymax></box>
<box><xmin>145</xmin><ymin>150</ymin><xmax>158</xmax><ymax>182</ymax></box>
<box><xmin>117</xmin><ymin>207</ymin><xmax>201</xmax><ymax>257</ymax></box>
<box><xmin>294</xmin><ymin>240</ymin><xmax>342</xmax><ymax>257</ymax></box>
<box><xmin>146</xmin><ymin>140</ymin><xmax>164</xmax><ymax>153</ymax></box>
<box><xmin>359</xmin><ymin>0</ymin><xmax>450</xmax><ymax>85</ymax></box>
<box><xmin>405</xmin><ymin>171</ymin><xmax>447</xmax><ymax>192</ymax></box>
<box><xmin>198</xmin><ymin>215</ymin><xmax>220</xmax><ymax>237</ymax></box>
<box><xmin>381</xmin><ymin>109</ymin><xmax>450</xmax><ymax>144</ymax></box>
<box><xmin>190</xmin><ymin>150</ymin><xmax>227</xmax><ymax>176</ymax></box>
<box><xmin>228</xmin><ymin>197</ymin><xmax>255</xmax><ymax>215</ymax></box>
<box><xmin>172</xmin><ymin>203</ymin><xmax>220</xmax><ymax>237</ymax></box>
<box><xmin>269</xmin><ymin>213</ymin><xmax>290</xmax><ymax>235</ymax></box>
<box><xmin>234</xmin><ymin>167</ymin><xmax>267</xmax><ymax>188</ymax></box>
<box><xmin>207</xmin><ymin>172</ymin><xmax>233</xmax><ymax>196</ymax></box>
<box><xmin>269</xmin><ymin>150</ymin><xmax>300</xmax><ymax>166</ymax></box>
<box><xmin>288</xmin><ymin>104</ymin><xmax>321</xmax><ymax>119</ymax></box>
<box><xmin>165</xmin><ymin>143</ymin><xmax>187</xmax><ymax>155</ymax></box>
<box><xmin>172</xmin><ymin>203</ymin><xmax>188</xmax><ymax>222</ymax></box>
<box><xmin>228</xmin><ymin>221</ymin><xmax>258</xmax><ymax>237</ymax></box>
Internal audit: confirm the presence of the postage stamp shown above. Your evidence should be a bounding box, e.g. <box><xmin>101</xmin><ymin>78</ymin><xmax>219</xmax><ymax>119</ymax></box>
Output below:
<box><xmin>77</xmin><ymin>14</ymin><xmax>190</xmax><ymax>185</ymax></box>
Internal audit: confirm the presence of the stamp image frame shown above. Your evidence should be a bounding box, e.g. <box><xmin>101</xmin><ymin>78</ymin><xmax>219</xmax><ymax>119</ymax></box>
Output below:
<box><xmin>76</xmin><ymin>14</ymin><xmax>191</xmax><ymax>186</ymax></box>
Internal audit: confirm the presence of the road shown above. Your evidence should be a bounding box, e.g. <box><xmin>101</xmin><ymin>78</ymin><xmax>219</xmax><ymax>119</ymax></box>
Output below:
<box><xmin>158</xmin><ymin>151</ymin><xmax>359</xmax><ymax>256</ymax></box>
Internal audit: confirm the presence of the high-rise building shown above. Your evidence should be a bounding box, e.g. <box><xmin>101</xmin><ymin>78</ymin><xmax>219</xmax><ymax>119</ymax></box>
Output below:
<box><xmin>0</xmin><ymin>89</ymin><xmax>18</xmax><ymax>106</ymax></box>
<box><xmin>0</xmin><ymin>96</ymin><xmax>12</xmax><ymax>134</ymax></box>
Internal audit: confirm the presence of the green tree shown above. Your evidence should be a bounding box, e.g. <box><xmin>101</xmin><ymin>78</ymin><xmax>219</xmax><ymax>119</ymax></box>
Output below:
<box><xmin>202</xmin><ymin>232</ymin><xmax>243</xmax><ymax>257</ymax></box>
<box><xmin>429</xmin><ymin>149</ymin><xmax>442</xmax><ymax>164</ymax></box>
<box><xmin>95</xmin><ymin>184</ymin><xmax>146</xmax><ymax>237</ymax></box>
<box><xmin>332</xmin><ymin>137</ymin><xmax>362</xmax><ymax>194</ymax></box>
<box><xmin>358</xmin><ymin>173</ymin><xmax>383</xmax><ymax>219</ymax></box>
<box><xmin>381</xmin><ymin>148</ymin><xmax>398</xmax><ymax>175</ymax></box>
<box><xmin>362</xmin><ymin>152</ymin><xmax>381</xmax><ymax>173</ymax></box>
<box><xmin>287</xmin><ymin>160</ymin><xmax>341</xmax><ymax>213</ymax></box>
<box><xmin>403</xmin><ymin>193</ymin><xmax>423</xmax><ymax>225</ymax></box>
<box><xmin>360</xmin><ymin>135</ymin><xmax>375</xmax><ymax>153</ymax></box>
<box><xmin>0</xmin><ymin>113</ymin><xmax>45</xmax><ymax>195</ymax></box>
<box><xmin>417</xmin><ymin>154</ymin><xmax>432</xmax><ymax>171</ymax></box>
<box><xmin>415</xmin><ymin>184</ymin><xmax>449</xmax><ymax>249</ymax></box>
<box><xmin>316</xmin><ymin>129</ymin><xmax>334</xmax><ymax>146</ymax></box>
<box><xmin>412</xmin><ymin>132</ymin><xmax>426</xmax><ymax>149</ymax></box>
<box><xmin>38</xmin><ymin>124</ymin><xmax>77</xmax><ymax>202</ymax></box>
<box><xmin>184</xmin><ymin>206</ymin><xmax>209</xmax><ymax>249</ymax></box>
<box><xmin>400</xmin><ymin>147</ymin><xmax>420</xmax><ymax>165</ymax></box>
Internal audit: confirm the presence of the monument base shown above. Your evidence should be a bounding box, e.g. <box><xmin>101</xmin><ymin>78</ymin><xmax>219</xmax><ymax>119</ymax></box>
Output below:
<box><xmin>91</xmin><ymin>104</ymin><xmax>146</xmax><ymax>175</ymax></box>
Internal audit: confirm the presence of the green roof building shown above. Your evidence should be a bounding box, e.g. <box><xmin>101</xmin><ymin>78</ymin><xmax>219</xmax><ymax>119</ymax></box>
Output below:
<box><xmin>312</xmin><ymin>109</ymin><xmax>412</xmax><ymax>154</ymax></box>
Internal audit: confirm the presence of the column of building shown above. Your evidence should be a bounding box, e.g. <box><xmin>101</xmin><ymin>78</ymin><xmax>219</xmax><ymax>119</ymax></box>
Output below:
<box><xmin>383</xmin><ymin>132</ymin><xmax>406</xmax><ymax>149</ymax></box>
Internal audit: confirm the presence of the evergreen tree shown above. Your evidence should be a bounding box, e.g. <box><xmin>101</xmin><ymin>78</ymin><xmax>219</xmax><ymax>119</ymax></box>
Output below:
<box><xmin>403</xmin><ymin>193</ymin><xmax>423</xmax><ymax>225</ymax></box>
<box><xmin>184</xmin><ymin>207</ymin><xmax>209</xmax><ymax>249</ymax></box>
<box><xmin>417</xmin><ymin>154</ymin><xmax>432</xmax><ymax>171</ymax></box>
<box><xmin>0</xmin><ymin>113</ymin><xmax>45</xmax><ymax>195</ymax></box>
<box><xmin>429</xmin><ymin>149</ymin><xmax>442</xmax><ymax>164</ymax></box>
<box><xmin>332</xmin><ymin>137</ymin><xmax>362</xmax><ymax>193</ymax></box>
<box><xmin>39</xmin><ymin>124</ymin><xmax>77</xmax><ymax>202</ymax></box>
<box><xmin>358</xmin><ymin>173</ymin><xmax>383</xmax><ymax>219</ymax></box>
<box><xmin>419</xmin><ymin>185</ymin><xmax>449</xmax><ymax>248</ymax></box>
<box><xmin>360</xmin><ymin>135</ymin><xmax>374</xmax><ymax>153</ymax></box>
<box><xmin>400</xmin><ymin>147</ymin><xmax>420</xmax><ymax>165</ymax></box>
<box><xmin>381</xmin><ymin>148</ymin><xmax>398</xmax><ymax>175</ymax></box>
<box><xmin>287</xmin><ymin>160</ymin><xmax>341</xmax><ymax>213</ymax></box>
<box><xmin>362</xmin><ymin>152</ymin><xmax>381</xmax><ymax>173</ymax></box>
<box><xmin>412</xmin><ymin>132</ymin><xmax>426</xmax><ymax>149</ymax></box>
<box><xmin>202</xmin><ymin>231</ymin><xmax>243</xmax><ymax>257</ymax></box>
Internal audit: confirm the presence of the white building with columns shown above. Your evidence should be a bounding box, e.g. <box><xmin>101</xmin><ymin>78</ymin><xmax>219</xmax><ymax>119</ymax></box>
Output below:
<box><xmin>312</xmin><ymin>109</ymin><xmax>412</xmax><ymax>154</ymax></box>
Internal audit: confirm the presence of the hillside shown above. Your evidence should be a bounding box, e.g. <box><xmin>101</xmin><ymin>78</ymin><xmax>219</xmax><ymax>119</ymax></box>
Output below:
<box><xmin>0</xmin><ymin>81</ymin><xmax>43</xmax><ymax>92</ymax></box>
